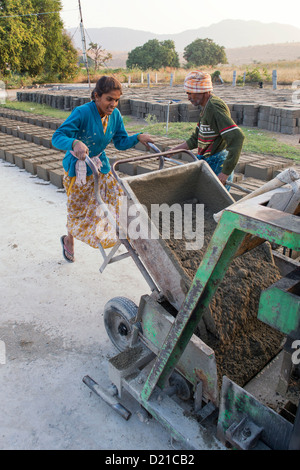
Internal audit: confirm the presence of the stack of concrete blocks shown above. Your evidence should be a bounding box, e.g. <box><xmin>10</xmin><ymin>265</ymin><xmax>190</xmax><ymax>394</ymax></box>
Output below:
<box><xmin>15</xmin><ymin>90</ymin><xmax>300</xmax><ymax>135</ymax></box>
<box><xmin>230</xmin><ymin>104</ymin><xmax>244</xmax><ymax>125</ymax></box>
<box><xmin>178</xmin><ymin>103</ymin><xmax>201</xmax><ymax>122</ymax></box>
<box><xmin>148</xmin><ymin>101</ymin><xmax>180</xmax><ymax>123</ymax></box>
<box><xmin>130</xmin><ymin>99</ymin><xmax>148</xmax><ymax>119</ymax></box>
<box><xmin>118</xmin><ymin>98</ymin><xmax>131</xmax><ymax>115</ymax></box>
<box><xmin>242</xmin><ymin>104</ymin><xmax>260</xmax><ymax>127</ymax></box>
<box><xmin>279</xmin><ymin>108</ymin><xmax>300</xmax><ymax>135</ymax></box>
<box><xmin>70</xmin><ymin>96</ymin><xmax>90</xmax><ymax>111</ymax></box>
<box><xmin>258</xmin><ymin>105</ymin><xmax>274</xmax><ymax>131</ymax></box>
<box><xmin>257</xmin><ymin>106</ymin><xmax>300</xmax><ymax>134</ymax></box>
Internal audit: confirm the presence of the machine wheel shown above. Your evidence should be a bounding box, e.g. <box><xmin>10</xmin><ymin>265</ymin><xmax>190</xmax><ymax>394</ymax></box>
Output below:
<box><xmin>104</xmin><ymin>297</ymin><xmax>142</xmax><ymax>351</ymax></box>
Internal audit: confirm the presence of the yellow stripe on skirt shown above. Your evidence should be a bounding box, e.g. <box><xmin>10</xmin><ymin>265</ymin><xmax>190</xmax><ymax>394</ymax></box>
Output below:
<box><xmin>63</xmin><ymin>171</ymin><xmax>124</xmax><ymax>249</ymax></box>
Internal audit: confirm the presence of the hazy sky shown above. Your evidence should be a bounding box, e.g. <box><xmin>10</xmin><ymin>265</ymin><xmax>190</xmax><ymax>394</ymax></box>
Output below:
<box><xmin>60</xmin><ymin>0</ymin><xmax>300</xmax><ymax>32</ymax></box>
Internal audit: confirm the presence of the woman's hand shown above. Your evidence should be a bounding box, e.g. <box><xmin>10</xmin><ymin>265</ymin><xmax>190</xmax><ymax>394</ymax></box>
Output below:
<box><xmin>138</xmin><ymin>133</ymin><xmax>154</xmax><ymax>148</ymax></box>
<box><xmin>73</xmin><ymin>140</ymin><xmax>89</xmax><ymax>161</ymax></box>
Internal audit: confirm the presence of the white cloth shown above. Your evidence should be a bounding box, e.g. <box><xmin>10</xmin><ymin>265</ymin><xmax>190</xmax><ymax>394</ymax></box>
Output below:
<box><xmin>70</xmin><ymin>151</ymin><xmax>103</xmax><ymax>185</ymax></box>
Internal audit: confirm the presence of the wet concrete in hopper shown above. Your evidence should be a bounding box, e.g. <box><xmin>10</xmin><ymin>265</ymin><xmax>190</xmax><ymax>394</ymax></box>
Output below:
<box><xmin>163</xmin><ymin>202</ymin><xmax>284</xmax><ymax>388</ymax></box>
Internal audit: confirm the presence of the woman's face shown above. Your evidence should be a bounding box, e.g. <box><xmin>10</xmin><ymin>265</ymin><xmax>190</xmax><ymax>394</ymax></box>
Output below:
<box><xmin>94</xmin><ymin>89</ymin><xmax>121</xmax><ymax>115</ymax></box>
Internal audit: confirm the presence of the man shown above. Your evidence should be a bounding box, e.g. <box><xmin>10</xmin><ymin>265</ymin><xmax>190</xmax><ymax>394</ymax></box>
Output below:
<box><xmin>170</xmin><ymin>71</ymin><xmax>245</xmax><ymax>190</ymax></box>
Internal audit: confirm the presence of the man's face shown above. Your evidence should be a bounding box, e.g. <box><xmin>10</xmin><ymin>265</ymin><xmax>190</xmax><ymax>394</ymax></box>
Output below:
<box><xmin>186</xmin><ymin>92</ymin><xmax>207</xmax><ymax>107</ymax></box>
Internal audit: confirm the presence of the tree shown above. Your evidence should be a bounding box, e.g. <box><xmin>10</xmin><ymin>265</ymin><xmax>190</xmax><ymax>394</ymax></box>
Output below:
<box><xmin>0</xmin><ymin>0</ymin><xmax>78</xmax><ymax>79</ymax></box>
<box><xmin>183</xmin><ymin>38</ymin><xmax>228</xmax><ymax>67</ymax></box>
<box><xmin>30</xmin><ymin>0</ymin><xmax>78</xmax><ymax>80</ymax></box>
<box><xmin>87</xmin><ymin>42</ymin><xmax>112</xmax><ymax>72</ymax></box>
<box><xmin>126</xmin><ymin>39</ymin><xmax>180</xmax><ymax>70</ymax></box>
<box><xmin>0</xmin><ymin>0</ymin><xmax>45</xmax><ymax>74</ymax></box>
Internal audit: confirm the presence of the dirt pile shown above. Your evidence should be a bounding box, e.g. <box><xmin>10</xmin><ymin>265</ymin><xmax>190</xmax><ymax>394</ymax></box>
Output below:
<box><xmin>165</xmin><ymin>203</ymin><xmax>284</xmax><ymax>387</ymax></box>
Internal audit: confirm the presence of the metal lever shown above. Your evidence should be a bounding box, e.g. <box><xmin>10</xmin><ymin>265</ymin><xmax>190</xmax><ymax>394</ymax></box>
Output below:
<box><xmin>83</xmin><ymin>375</ymin><xmax>131</xmax><ymax>421</ymax></box>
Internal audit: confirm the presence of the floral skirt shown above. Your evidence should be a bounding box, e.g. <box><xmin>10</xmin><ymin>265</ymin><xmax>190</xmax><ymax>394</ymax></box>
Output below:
<box><xmin>63</xmin><ymin>171</ymin><xmax>124</xmax><ymax>249</ymax></box>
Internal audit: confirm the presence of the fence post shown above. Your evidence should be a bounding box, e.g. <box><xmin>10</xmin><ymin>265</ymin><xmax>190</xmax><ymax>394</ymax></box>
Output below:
<box><xmin>147</xmin><ymin>73</ymin><xmax>150</xmax><ymax>88</ymax></box>
<box><xmin>243</xmin><ymin>71</ymin><xmax>246</xmax><ymax>86</ymax></box>
<box><xmin>272</xmin><ymin>70</ymin><xmax>277</xmax><ymax>90</ymax></box>
<box><xmin>232</xmin><ymin>71</ymin><xmax>237</xmax><ymax>86</ymax></box>
<box><xmin>170</xmin><ymin>73</ymin><xmax>174</xmax><ymax>87</ymax></box>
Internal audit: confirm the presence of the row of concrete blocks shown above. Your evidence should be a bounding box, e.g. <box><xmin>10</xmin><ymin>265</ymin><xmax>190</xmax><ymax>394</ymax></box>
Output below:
<box><xmin>0</xmin><ymin>129</ymin><xmax>184</xmax><ymax>190</ymax></box>
<box><xmin>1</xmin><ymin>137</ymin><xmax>294</xmax><ymax>201</ymax></box>
<box><xmin>1</xmin><ymin>109</ymin><xmax>297</xmax><ymax>199</ymax></box>
<box><xmin>0</xmin><ymin>132</ymin><xmax>66</xmax><ymax>188</ymax></box>
<box><xmin>17</xmin><ymin>91</ymin><xmax>91</xmax><ymax>112</ymax></box>
<box><xmin>0</xmin><ymin>117</ymin><xmax>57</xmax><ymax>149</ymax></box>
<box><xmin>0</xmin><ymin>107</ymin><xmax>64</xmax><ymax>130</ymax></box>
<box><xmin>228</xmin><ymin>103</ymin><xmax>300</xmax><ymax>134</ymax></box>
<box><xmin>0</xmin><ymin>109</ymin><xmax>184</xmax><ymax>189</ymax></box>
<box><xmin>16</xmin><ymin>91</ymin><xmax>300</xmax><ymax>134</ymax></box>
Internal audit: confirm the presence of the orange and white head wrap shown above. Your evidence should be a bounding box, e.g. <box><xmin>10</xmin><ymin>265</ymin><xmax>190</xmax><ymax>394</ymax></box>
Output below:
<box><xmin>184</xmin><ymin>71</ymin><xmax>213</xmax><ymax>93</ymax></box>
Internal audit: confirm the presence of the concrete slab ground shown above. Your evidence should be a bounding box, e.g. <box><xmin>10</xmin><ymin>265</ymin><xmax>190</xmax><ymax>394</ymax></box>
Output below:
<box><xmin>0</xmin><ymin>160</ymin><xmax>206</xmax><ymax>451</ymax></box>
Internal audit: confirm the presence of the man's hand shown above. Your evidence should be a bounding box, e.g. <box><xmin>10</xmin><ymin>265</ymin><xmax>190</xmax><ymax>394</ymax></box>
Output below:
<box><xmin>218</xmin><ymin>172</ymin><xmax>229</xmax><ymax>185</ymax></box>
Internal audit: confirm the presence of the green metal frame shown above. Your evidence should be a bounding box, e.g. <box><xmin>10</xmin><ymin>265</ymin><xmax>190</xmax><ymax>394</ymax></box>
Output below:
<box><xmin>140</xmin><ymin>202</ymin><xmax>300</xmax><ymax>402</ymax></box>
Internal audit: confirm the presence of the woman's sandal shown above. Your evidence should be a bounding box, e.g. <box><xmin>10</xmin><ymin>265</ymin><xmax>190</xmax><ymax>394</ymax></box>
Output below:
<box><xmin>60</xmin><ymin>235</ymin><xmax>75</xmax><ymax>263</ymax></box>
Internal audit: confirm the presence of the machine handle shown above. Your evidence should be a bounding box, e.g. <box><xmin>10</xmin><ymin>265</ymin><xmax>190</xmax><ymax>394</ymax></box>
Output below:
<box><xmin>111</xmin><ymin>145</ymin><xmax>198</xmax><ymax>184</ymax></box>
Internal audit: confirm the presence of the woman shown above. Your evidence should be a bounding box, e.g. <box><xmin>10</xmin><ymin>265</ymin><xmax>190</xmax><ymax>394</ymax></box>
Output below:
<box><xmin>52</xmin><ymin>76</ymin><xmax>153</xmax><ymax>262</ymax></box>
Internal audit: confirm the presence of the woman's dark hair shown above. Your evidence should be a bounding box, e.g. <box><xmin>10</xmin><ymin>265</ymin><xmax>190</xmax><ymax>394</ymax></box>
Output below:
<box><xmin>91</xmin><ymin>76</ymin><xmax>122</xmax><ymax>100</ymax></box>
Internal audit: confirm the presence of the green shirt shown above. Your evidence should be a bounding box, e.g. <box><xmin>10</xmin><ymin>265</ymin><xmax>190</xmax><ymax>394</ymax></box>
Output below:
<box><xmin>186</xmin><ymin>95</ymin><xmax>245</xmax><ymax>175</ymax></box>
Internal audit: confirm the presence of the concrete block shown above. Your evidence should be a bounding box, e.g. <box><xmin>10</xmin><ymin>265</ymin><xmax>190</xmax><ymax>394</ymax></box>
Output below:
<box><xmin>49</xmin><ymin>168</ymin><xmax>65</xmax><ymax>188</ymax></box>
<box><xmin>244</xmin><ymin>159</ymin><xmax>286</xmax><ymax>181</ymax></box>
<box><xmin>235</xmin><ymin>154</ymin><xmax>261</xmax><ymax>174</ymax></box>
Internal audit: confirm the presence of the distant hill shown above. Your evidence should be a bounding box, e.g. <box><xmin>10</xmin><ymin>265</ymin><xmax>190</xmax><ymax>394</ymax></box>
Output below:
<box><xmin>226</xmin><ymin>42</ymin><xmax>300</xmax><ymax>65</ymax></box>
<box><xmin>68</xmin><ymin>19</ymin><xmax>300</xmax><ymax>52</ymax></box>
<box><xmin>77</xmin><ymin>43</ymin><xmax>300</xmax><ymax>68</ymax></box>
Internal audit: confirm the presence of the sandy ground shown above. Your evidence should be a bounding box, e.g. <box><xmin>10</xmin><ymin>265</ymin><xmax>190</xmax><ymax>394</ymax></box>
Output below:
<box><xmin>0</xmin><ymin>160</ymin><xmax>194</xmax><ymax>451</ymax></box>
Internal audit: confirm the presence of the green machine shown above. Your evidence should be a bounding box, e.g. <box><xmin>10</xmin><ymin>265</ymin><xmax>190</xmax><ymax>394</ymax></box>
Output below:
<box><xmin>83</xmin><ymin>153</ymin><xmax>300</xmax><ymax>450</ymax></box>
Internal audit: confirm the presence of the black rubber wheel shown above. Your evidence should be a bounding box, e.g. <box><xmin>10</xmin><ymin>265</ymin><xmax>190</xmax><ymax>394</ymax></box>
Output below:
<box><xmin>104</xmin><ymin>297</ymin><xmax>142</xmax><ymax>351</ymax></box>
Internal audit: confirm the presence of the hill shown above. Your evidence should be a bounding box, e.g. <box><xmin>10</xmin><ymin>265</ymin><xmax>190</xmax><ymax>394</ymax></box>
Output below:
<box><xmin>226</xmin><ymin>42</ymin><xmax>300</xmax><ymax>65</ymax></box>
<box><xmin>80</xmin><ymin>43</ymin><xmax>300</xmax><ymax>68</ymax></box>
<box><xmin>68</xmin><ymin>19</ymin><xmax>300</xmax><ymax>52</ymax></box>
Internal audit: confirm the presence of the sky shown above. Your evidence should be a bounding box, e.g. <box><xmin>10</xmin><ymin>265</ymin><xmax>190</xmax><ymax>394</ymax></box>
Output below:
<box><xmin>60</xmin><ymin>0</ymin><xmax>300</xmax><ymax>33</ymax></box>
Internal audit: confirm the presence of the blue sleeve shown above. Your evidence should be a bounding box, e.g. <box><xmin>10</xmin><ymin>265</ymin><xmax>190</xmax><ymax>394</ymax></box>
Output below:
<box><xmin>112</xmin><ymin>111</ymin><xmax>140</xmax><ymax>150</ymax></box>
<box><xmin>52</xmin><ymin>107</ymin><xmax>82</xmax><ymax>150</ymax></box>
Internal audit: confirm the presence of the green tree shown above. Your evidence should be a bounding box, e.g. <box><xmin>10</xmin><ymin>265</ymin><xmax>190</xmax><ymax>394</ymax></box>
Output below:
<box><xmin>126</xmin><ymin>39</ymin><xmax>180</xmax><ymax>70</ymax></box>
<box><xmin>0</xmin><ymin>0</ymin><xmax>45</xmax><ymax>74</ymax></box>
<box><xmin>0</xmin><ymin>0</ymin><xmax>78</xmax><ymax>79</ymax></box>
<box><xmin>31</xmin><ymin>0</ymin><xmax>78</xmax><ymax>79</ymax></box>
<box><xmin>183</xmin><ymin>38</ymin><xmax>228</xmax><ymax>67</ymax></box>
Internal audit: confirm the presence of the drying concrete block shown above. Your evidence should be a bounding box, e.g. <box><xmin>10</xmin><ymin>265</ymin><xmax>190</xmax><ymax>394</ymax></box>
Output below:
<box><xmin>49</xmin><ymin>168</ymin><xmax>65</xmax><ymax>188</ymax></box>
<box><xmin>235</xmin><ymin>154</ymin><xmax>261</xmax><ymax>174</ymax></box>
<box><xmin>244</xmin><ymin>159</ymin><xmax>286</xmax><ymax>181</ymax></box>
